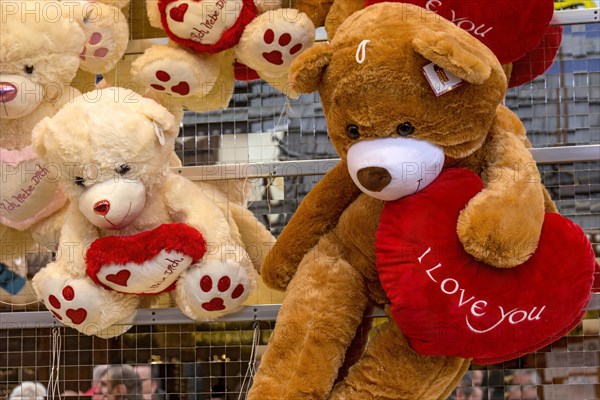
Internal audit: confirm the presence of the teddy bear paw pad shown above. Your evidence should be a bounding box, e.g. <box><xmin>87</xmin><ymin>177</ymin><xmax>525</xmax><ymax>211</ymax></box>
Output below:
<box><xmin>137</xmin><ymin>59</ymin><xmax>203</xmax><ymax>97</ymax></box>
<box><xmin>175</xmin><ymin>259</ymin><xmax>252</xmax><ymax>318</ymax></box>
<box><xmin>39</xmin><ymin>276</ymin><xmax>106</xmax><ymax>328</ymax></box>
<box><xmin>261</xmin><ymin>29</ymin><xmax>304</xmax><ymax>65</ymax></box>
<box><xmin>236</xmin><ymin>9</ymin><xmax>315</xmax><ymax>75</ymax></box>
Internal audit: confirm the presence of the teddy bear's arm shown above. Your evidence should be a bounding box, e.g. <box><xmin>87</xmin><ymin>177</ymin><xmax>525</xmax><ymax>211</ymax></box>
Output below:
<box><xmin>457</xmin><ymin>106</ymin><xmax>546</xmax><ymax>268</ymax></box>
<box><xmin>52</xmin><ymin>203</ymin><xmax>100</xmax><ymax>277</ymax></box>
<box><xmin>163</xmin><ymin>175</ymin><xmax>237</xmax><ymax>249</ymax></box>
<box><xmin>260</xmin><ymin>160</ymin><xmax>363</xmax><ymax>290</ymax></box>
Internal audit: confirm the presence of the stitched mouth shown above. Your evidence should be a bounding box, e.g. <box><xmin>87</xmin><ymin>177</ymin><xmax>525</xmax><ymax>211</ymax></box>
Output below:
<box><xmin>104</xmin><ymin>202</ymin><xmax>133</xmax><ymax>229</ymax></box>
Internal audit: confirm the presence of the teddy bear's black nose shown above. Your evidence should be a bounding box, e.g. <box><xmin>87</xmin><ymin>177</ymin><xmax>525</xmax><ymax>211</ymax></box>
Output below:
<box><xmin>0</xmin><ymin>82</ymin><xmax>17</xmax><ymax>103</ymax></box>
<box><xmin>357</xmin><ymin>167</ymin><xmax>392</xmax><ymax>192</ymax></box>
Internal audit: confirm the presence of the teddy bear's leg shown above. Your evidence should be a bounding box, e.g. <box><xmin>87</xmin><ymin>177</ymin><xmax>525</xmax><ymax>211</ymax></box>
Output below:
<box><xmin>235</xmin><ymin>8</ymin><xmax>315</xmax><ymax>91</ymax></box>
<box><xmin>247</xmin><ymin>236</ymin><xmax>369</xmax><ymax>400</ymax></box>
<box><xmin>131</xmin><ymin>45</ymin><xmax>225</xmax><ymax>100</ymax></box>
<box><xmin>32</xmin><ymin>262</ymin><xmax>140</xmax><ymax>337</ymax></box>
<box><xmin>329</xmin><ymin>318</ymin><xmax>470</xmax><ymax>400</ymax></box>
<box><xmin>71</xmin><ymin>2</ymin><xmax>130</xmax><ymax>75</ymax></box>
<box><xmin>173</xmin><ymin>257</ymin><xmax>256</xmax><ymax>321</ymax></box>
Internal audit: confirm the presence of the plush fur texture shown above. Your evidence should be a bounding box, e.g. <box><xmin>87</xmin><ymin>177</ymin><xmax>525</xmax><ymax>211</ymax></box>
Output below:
<box><xmin>0</xmin><ymin>1</ymin><xmax>130</xmax><ymax>307</ymax></box>
<box><xmin>131</xmin><ymin>0</ymin><xmax>315</xmax><ymax>113</ymax></box>
<box><xmin>248</xmin><ymin>4</ymin><xmax>555</xmax><ymax>399</ymax></box>
<box><xmin>294</xmin><ymin>0</ymin><xmax>363</xmax><ymax>39</ymax></box>
<box><xmin>30</xmin><ymin>88</ymin><xmax>275</xmax><ymax>337</ymax></box>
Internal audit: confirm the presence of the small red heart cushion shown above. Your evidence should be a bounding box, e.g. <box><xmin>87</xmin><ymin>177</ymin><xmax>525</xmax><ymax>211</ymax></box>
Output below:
<box><xmin>365</xmin><ymin>0</ymin><xmax>556</xmax><ymax>65</ymax></box>
<box><xmin>158</xmin><ymin>0</ymin><xmax>259</xmax><ymax>54</ymax></box>
<box><xmin>86</xmin><ymin>223</ymin><xmax>206</xmax><ymax>295</ymax></box>
<box><xmin>376</xmin><ymin>168</ymin><xmax>596</xmax><ymax>364</ymax></box>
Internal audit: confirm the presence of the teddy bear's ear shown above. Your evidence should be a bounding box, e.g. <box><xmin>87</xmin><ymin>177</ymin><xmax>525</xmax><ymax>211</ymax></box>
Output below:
<box><xmin>412</xmin><ymin>30</ymin><xmax>493</xmax><ymax>84</ymax></box>
<box><xmin>289</xmin><ymin>43</ymin><xmax>334</xmax><ymax>94</ymax></box>
<box><xmin>31</xmin><ymin>118</ymin><xmax>51</xmax><ymax>159</ymax></box>
<box><xmin>136</xmin><ymin>98</ymin><xmax>179</xmax><ymax>142</ymax></box>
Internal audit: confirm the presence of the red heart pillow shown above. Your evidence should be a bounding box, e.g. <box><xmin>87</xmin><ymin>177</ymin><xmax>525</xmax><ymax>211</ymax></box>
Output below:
<box><xmin>86</xmin><ymin>223</ymin><xmax>206</xmax><ymax>295</ymax></box>
<box><xmin>158</xmin><ymin>0</ymin><xmax>259</xmax><ymax>54</ymax></box>
<box><xmin>376</xmin><ymin>168</ymin><xmax>596</xmax><ymax>364</ymax></box>
<box><xmin>365</xmin><ymin>0</ymin><xmax>556</xmax><ymax>65</ymax></box>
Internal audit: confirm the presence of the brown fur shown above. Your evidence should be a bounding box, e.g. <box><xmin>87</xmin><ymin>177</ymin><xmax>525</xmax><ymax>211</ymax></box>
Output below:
<box><xmin>250</xmin><ymin>4</ymin><xmax>553</xmax><ymax>399</ymax></box>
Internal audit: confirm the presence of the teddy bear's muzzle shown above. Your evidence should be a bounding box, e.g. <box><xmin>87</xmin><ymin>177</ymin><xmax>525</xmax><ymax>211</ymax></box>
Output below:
<box><xmin>347</xmin><ymin>137</ymin><xmax>445</xmax><ymax>201</ymax></box>
<box><xmin>79</xmin><ymin>179</ymin><xmax>147</xmax><ymax>230</ymax></box>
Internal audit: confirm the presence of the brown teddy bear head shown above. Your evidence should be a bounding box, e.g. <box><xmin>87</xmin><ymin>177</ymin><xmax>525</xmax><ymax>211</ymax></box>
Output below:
<box><xmin>291</xmin><ymin>3</ymin><xmax>508</xmax><ymax>194</ymax></box>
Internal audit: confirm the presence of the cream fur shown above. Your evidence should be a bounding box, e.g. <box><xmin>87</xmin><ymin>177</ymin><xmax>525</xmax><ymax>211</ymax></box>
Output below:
<box><xmin>30</xmin><ymin>88</ymin><xmax>274</xmax><ymax>337</ymax></box>
<box><xmin>131</xmin><ymin>0</ymin><xmax>315</xmax><ymax>113</ymax></box>
<box><xmin>0</xmin><ymin>1</ymin><xmax>129</xmax><ymax>307</ymax></box>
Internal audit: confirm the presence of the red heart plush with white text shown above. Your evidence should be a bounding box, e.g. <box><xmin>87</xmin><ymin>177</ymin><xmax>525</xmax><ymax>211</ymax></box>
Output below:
<box><xmin>376</xmin><ymin>168</ymin><xmax>596</xmax><ymax>364</ymax></box>
<box><xmin>86</xmin><ymin>223</ymin><xmax>206</xmax><ymax>295</ymax></box>
<box><xmin>158</xmin><ymin>0</ymin><xmax>258</xmax><ymax>54</ymax></box>
<box><xmin>365</xmin><ymin>0</ymin><xmax>555</xmax><ymax>65</ymax></box>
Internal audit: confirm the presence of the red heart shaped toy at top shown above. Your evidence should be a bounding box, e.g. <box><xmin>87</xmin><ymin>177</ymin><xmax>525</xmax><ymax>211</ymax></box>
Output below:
<box><xmin>158</xmin><ymin>0</ymin><xmax>259</xmax><ymax>54</ymax></box>
<box><xmin>86</xmin><ymin>223</ymin><xmax>206</xmax><ymax>295</ymax></box>
<box><xmin>365</xmin><ymin>0</ymin><xmax>561</xmax><ymax>87</ymax></box>
<box><xmin>376</xmin><ymin>168</ymin><xmax>597</xmax><ymax>365</ymax></box>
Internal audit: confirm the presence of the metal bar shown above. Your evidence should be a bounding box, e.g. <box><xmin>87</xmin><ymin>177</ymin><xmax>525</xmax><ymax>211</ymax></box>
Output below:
<box><xmin>531</xmin><ymin>145</ymin><xmax>600</xmax><ymax>164</ymax></box>
<box><xmin>551</xmin><ymin>8</ymin><xmax>599</xmax><ymax>25</ymax></box>
<box><xmin>175</xmin><ymin>145</ymin><xmax>599</xmax><ymax>181</ymax></box>
<box><xmin>174</xmin><ymin>159</ymin><xmax>340</xmax><ymax>181</ymax></box>
<box><xmin>2</xmin><ymin>293</ymin><xmax>600</xmax><ymax>329</ymax></box>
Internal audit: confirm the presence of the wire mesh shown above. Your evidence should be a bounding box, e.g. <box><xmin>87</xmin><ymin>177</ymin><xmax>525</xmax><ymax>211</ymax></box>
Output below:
<box><xmin>0</xmin><ymin>2</ymin><xmax>599</xmax><ymax>400</ymax></box>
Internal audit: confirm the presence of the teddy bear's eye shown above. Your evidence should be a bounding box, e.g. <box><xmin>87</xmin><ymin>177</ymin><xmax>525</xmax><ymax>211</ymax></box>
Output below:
<box><xmin>347</xmin><ymin>125</ymin><xmax>360</xmax><ymax>140</ymax></box>
<box><xmin>397</xmin><ymin>122</ymin><xmax>415</xmax><ymax>136</ymax></box>
<box><xmin>116</xmin><ymin>164</ymin><xmax>131</xmax><ymax>176</ymax></box>
<box><xmin>74</xmin><ymin>176</ymin><xmax>86</xmax><ymax>187</ymax></box>
<box><xmin>24</xmin><ymin>65</ymin><xmax>34</xmax><ymax>74</ymax></box>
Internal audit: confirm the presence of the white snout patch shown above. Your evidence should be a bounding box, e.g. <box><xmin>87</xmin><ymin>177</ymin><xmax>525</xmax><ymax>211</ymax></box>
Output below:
<box><xmin>79</xmin><ymin>179</ymin><xmax>146</xmax><ymax>230</ymax></box>
<box><xmin>0</xmin><ymin>74</ymin><xmax>44</xmax><ymax>119</ymax></box>
<box><xmin>347</xmin><ymin>137</ymin><xmax>445</xmax><ymax>201</ymax></box>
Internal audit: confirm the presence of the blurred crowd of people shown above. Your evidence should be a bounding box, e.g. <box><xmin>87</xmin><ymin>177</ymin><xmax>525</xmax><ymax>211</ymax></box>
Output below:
<box><xmin>8</xmin><ymin>364</ymin><xmax>165</xmax><ymax>400</ymax></box>
<box><xmin>447</xmin><ymin>369</ymin><xmax>541</xmax><ymax>400</ymax></box>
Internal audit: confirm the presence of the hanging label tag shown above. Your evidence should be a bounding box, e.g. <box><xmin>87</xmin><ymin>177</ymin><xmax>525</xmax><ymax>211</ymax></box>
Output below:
<box><xmin>422</xmin><ymin>63</ymin><xmax>463</xmax><ymax>97</ymax></box>
<box><xmin>153</xmin><ymin>121</ymin><xmax>166</xmax><ymax>146</ymax></box>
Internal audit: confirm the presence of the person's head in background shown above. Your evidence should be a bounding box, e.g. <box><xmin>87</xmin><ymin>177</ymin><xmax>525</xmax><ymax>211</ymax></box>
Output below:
<box><xmin>95</xmin><ymin>364</ymin><xmax>142</xmax><ymax>400</ymax></box>
<box><xmin>133</xmin><ymin>365</ymin><xmax>160</xmax><ymax>400</ymax></box>
<box><xmin>471</xmin><ymin>370</ymin><xmax>484</xmax><ymax>386</ymax></box>
<box><xmin>8</xmin><ymin>382</ymin><xmax>47</xmax><ymax>400</ymax></box>
<box><xmin>456</xmin><ymin>385</ymin><xmax>484</xmax><ymax>400</ymax></box>
<box><xmin>88</xmin><ymin>364</ymin><xmax>110</xmax><ymax>396</ymax></box>
<box><xmin>506</xmin><ymin>385</ymin><xmax>538</xmax><ymax>400</ymax></box>
<box><xmin>510</xmin><ymin>369</ymin><xmax>540</xmax><ymax>386</ymax></box>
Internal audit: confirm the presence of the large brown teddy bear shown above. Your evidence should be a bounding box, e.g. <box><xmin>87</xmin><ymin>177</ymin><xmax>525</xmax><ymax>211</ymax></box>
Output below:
<box><xmin>247</xmin><ymin>3</ymin><xmax>560</xmax><ymax>399</ymax></box>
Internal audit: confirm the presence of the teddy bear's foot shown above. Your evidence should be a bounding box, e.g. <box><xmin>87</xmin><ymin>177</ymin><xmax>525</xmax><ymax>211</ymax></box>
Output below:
<box><xmin>235</xmin><ymin>8</ymin><xmax>315</xmax><ymax>80</ymax></box>
<box><xmin>131</xmin><ymin>45</ymin><xmax>223</xmax><ymax>98</ymax></box>
<box><xmin>32</xmin><ymin>266</ymin><xmax>139</xmax><ymax>336</ymax></box>
<box><xmin>173</xmin><ymin>259</ymin><xmax>255</xmax><ymax>321</ymax></box>
<box><xmin>330</xmin><ymin>320</ymin><xmax>470</xmax><ymax>400</ymax></box>
<box><xmin>72</xmin><ymin>2</ymin><xmax>129</xmax><ymax>74</ymax></box>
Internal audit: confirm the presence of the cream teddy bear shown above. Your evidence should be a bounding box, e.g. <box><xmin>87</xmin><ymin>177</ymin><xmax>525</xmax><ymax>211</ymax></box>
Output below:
<box><xmin>31</xmin><ymin>87</ymin><xmax>272</xmax><ymax>337</ymax></box>
<box><xmin>130</xmin><ymin>0</ymin><xmax>316</xmax><ymax>112</ymax></box>
<box><xmin>0</xmin><ymin>0</ymin><xmax>129</xmax><ymax>307</ymax></box>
